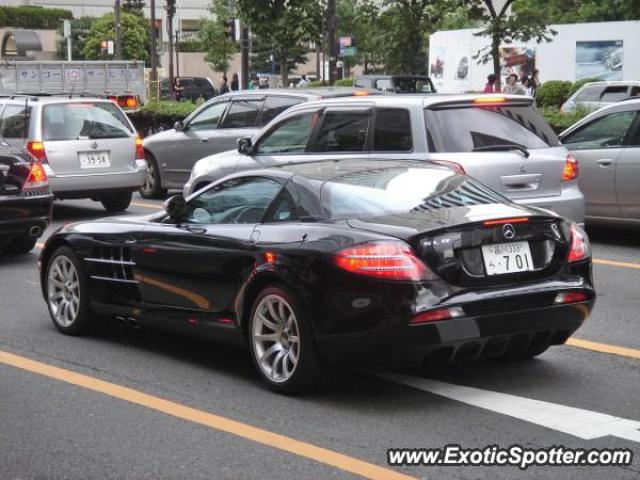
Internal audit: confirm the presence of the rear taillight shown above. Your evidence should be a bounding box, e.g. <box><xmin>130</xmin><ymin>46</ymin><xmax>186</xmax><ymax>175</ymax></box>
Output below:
<box><xmin>332</xmin><ymin>241</ymin><xmax>432</xmax><ymax>281</ymax></box>
<box><xmin>114</xmin><ymin>95</ymin><xmax>139</xmax><ymax>109</ymax></box>
<box><xmin>568</xmin><ymin>223</ymin><xmax>590</xmax><ymax>263</ymax></box>
<box><xmin>23</xmin><ymin>161</ymin><xmax>48</xmax><ymax>189</ymax></box>
<box><xmin>26</xmin><ymin>141</ymin><xmax>48</xmax><ymax>164</ymax></box>
<box><xmin>554</xmin><ymin>291</ymin><xmax>588</xmax><ymax>304</ymax></box>
<box><xmin>135</xmin><ymin>135</ymin><xmax>144</xmax><ymax>160</ymax></box>
<box><xmin>563</xmin><ymin>154</ymin><xmax>579</xmax><ymax>181</ymax></box>
<box><xmin>430</xmin><ymin>160</ymin><xmax>466</xmax><ymax>175</ymax></box>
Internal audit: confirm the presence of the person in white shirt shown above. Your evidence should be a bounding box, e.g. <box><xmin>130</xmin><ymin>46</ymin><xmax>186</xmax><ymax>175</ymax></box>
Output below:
<box><xmin>298</xmin><ymin>74</ymin><xmax>309</xmax><ymax>87</ymax></box>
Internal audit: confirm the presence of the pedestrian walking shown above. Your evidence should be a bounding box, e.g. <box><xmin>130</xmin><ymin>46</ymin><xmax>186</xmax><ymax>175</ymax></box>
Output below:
<box><xmin>219</xmin><ymin>76</ymin><xmax>230</xmax><ymax>95</ymax></box>
<box><xmin>173</xmin><ymin>77</ymin><xmax>185</xmax><ymax>101</ymax></box>
<box><xmin>483</xmin><ymin>74</ymin><xmax>497</xmax><ymax>93</ymax></box>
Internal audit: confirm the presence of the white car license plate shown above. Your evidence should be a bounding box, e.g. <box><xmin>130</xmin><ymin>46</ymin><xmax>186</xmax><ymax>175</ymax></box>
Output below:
<box><xmin>79</xmin><ymin>151</ymin><xmax>110</xmax><ymax>168</ymax></box>
<box><xmin>481</xmin><ymin>241</ymin><xmax>534</xmax><ymax>275</ymax></box>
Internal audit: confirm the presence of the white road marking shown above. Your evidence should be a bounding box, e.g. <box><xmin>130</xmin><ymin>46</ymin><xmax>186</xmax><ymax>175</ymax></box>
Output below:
<box><xmin>382</xmin><ymin>374</ymin><xmax>640</xmax><ymax>443</ymax></box>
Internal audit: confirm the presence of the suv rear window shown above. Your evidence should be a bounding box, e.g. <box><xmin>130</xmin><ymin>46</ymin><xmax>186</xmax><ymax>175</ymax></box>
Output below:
<box><xmin>425</xmin><ymin>104</ymin><xmax>560</xmax><ymax>152</ymax></box>
<box><xmin>43</xmin><ymin>102</ymin><xmax>132</xmax><ymax>141</ymax></box>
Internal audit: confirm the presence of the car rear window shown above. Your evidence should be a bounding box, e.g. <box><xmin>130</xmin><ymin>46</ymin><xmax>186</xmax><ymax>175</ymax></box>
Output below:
<box><xmin>43</xmin><ymin>102</ymin><xmax>132</xmax><ymax>141</ymax></box>
<box><xmin>425</xmin><ymin>104</ymin><xmax>560</xmax><ymax>152</ymax></box>
<box><xmin>322</xmin><ymin>166</ymin><xmax>504</xmax><ymax>220</ymax></box>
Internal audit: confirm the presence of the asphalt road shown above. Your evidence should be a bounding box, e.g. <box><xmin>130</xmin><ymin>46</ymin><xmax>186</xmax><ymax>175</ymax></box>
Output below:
<box><xmin>1</xmin><ymin>195</ymin><xmax>639</xmax><ymax>480</ymax></box>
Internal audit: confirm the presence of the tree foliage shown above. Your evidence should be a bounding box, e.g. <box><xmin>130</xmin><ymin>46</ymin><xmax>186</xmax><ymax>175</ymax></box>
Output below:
<box><xmin>336</xmin><ymin>0</ymin><xmax>387</xmax><ymax>74</ymax></box>
<box><xmin>237</xmin><ymin>0</ymin><xmax>322</xmax><ymax>85</ymax></box>
<box><xmin>83</xmin><ymin>11</ymin><xmax>150</xmax><ymax>62</ymax></box>
<box><xmin>198</xmin><ymin>0</ymin><xmax>238</xmax><ymax>76</ymax></box>
<box><xmin>57</xmin><ymin>17</ymin><xmax>95</xmax><ymax>61</ymax></box>
<box><xmin>250</xmin><ymin>34</ymin><xmax>307</xmax><ymax>77</ymax></box>
<box><xmin>513</xmin><ymin>0</ymin><xmax>640</xmax><ymax>23</ymax></box>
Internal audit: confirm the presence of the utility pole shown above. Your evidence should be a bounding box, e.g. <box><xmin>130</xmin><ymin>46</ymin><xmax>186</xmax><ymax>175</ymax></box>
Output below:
<box><xmin>166</xmin><ymin>0</ymin><xmax>176</xmax><ymax>99</ymax></box>
<box><xmin>175</xmin><ymin>30</ymin><xmax>180</xmax><ymax>78</ymax></box>
<box><xmin>114</xmin><ymin>0</ymin><xmax>122</xmax><ymax>60</ymax></box>
<box><xmin>326</xmin><ymin>0</ymin><xmax>337</xmax><ymax>86</ymax></box>
<box><xmin>240</xmin><ymin>24</ymin><xmax>249</xmax><ymax>90</ymax></box>
<box><xmin>149</xmin><ymin>0</ymin><xmax>158</xmax><ymax>101</ymax></box>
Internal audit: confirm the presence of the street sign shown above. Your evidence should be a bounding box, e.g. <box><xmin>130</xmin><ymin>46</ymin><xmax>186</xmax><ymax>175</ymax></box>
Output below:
<box><xmin>63</xmin><ymin>19</ymin><xmax>71</xmax><ymax>39</ymax></box>
<box><xmin>339</xmin><ymin>36</ymin><xmax>353</xmax><ymax>48</ymax></box>
<box><xmin>340</xmin><ymin>46</ymin><xmax>358</xmax><ymax>57</ymax></box>
<box><xmin>107</xmin><ymin>40</ymin><xmax>114</xmax><ymax>55</ymax></box>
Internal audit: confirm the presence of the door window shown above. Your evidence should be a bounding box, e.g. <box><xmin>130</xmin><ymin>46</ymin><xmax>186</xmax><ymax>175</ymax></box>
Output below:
<box><xmin>255</xmin><ymin>111</ymin><xmax>317</xmax><ymax>154</ymax></box>
<box><xmin>600</xmin><ymin>86</ymin><xmax>629</xmax><ymax>102</ymax></box>
<box><xmin>310</xmin><ymin>110</ymin><xmax>371</xmax><ymax>152</ymax></box>
<box><xmin>373</xmin><ymin>108</ymin><xmax>412</xmax><ymax>152</ymax></box>
<box><xmin>263</xmin><ymin>187</ymin><xmax>299</xmax><ymax>222</ymax></box>
<box><xmin>624</xmin><ymin>114</ymin><xmax>640</xmax><ymax>147</ymax></box>
<box><xmin>188</xmin><ymin>102</ymin><xmax>228</xmax><ymax>131</ymax></box>
<box><xmin>0</xmin><ymin>105</ymin><xmax>30</xmax><ymax>138</ymax></box>
<box><xmin>562</xmin><ymin>111</ymin><xmax>635</xmax><ymax>150</ymax></box>
<box><xmin>260</xmin><ymin>96</ymin><xmax>304</xmax><ymax>125</ymax></box>
<box><xmin>185</xmin><ymin>177</ymin><xmax>283</xmax><ymax>224</ymax></box>
<box><xmin>220</xmin><ymin>100</ymin><xmax>263</xmax><ymax>128</ymax></box>
<box><xmin>575</xmin><ymin>86</ymin><xmax>603</xmax><ymax>102</ymax></box>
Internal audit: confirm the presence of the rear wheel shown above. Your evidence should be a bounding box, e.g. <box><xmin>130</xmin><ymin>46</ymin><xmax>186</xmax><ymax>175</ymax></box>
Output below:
<box><xmin>100</xmin><ymin>192</ymin><xmax>132</xmax><ymax>212</ymax></box>
<box><xmin>1</xmin><ymin>236</ymin><xmax>37</xmax><ymax>254</ymax></box>
<box><xmin>139</xmin><ymin>153</ymin><xmax>167</xmax><ymax>199</ymax></box>
<box><xmin>249</xmin><ymin>286</ymin><xmax>319</xmax><ymax>394</ymax></box>
<box><xmin>45</xmin><ymin>246</ymin><xmax>93</xmax><ymax>335</ymax></box>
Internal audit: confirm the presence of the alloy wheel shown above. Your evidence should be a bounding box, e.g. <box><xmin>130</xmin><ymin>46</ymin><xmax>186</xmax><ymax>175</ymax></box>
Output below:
<box><xmin>252</xmin><ymin>294</ymin><xmax>300</xmax><ymax>383</ymax></box>
<box><xmin>48</xmin><ymin>255</ymin><xmax>80</xmax><ymax>327</ymax></box>
<box><xmin>142</xmin><ymin>157</ymin><xmax>156</xmax><ymax>193</ymax></box>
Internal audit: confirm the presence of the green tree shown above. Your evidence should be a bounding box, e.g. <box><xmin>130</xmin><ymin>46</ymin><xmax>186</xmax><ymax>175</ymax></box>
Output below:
<box><xmin>237</xmin><ymin>0</ymin><xmax>322</xmax><ymax>86</ymax></box>
<box><xmin>122</xmin><ymin>0</ymin><xmax>146</xmax><ymax>14</ymax></box>
<box><xmin>83</xmin><ymin>11</ymin><xmax>149</xmax><ymax>62</ymax></box>
<box><xmin>56</xmin><ymin>17</ymin><xmax>94</xmax><ymax>61</ymax></box>
<box><xmin>250</xmin><ymin>34</ymin><xmax>307</xmax><ymax>77</ymax></box>
<box><xmin>198</xmin><ymin>0</ymin><xmax>238</xmax><ymax>76</ymax></box>
<box><xmin>466</xmin><ymin>0</ymin><xmax>555</xmax><ymax>90</ymax></box>
<box><xmin>513</xmin><ymin>0</ymin><xmax>640</xmax><ymax>23</ymax></box>
<box><xmin>337</xmin><ymin>0</ymin><xmax>387</xmax><ymax>74</ymax></box>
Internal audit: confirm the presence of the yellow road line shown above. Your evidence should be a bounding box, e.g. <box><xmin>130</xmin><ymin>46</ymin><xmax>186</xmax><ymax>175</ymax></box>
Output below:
<box><xmin>131</xmin><ymin>201</ymin><xmax>162</xmax><ymax>210</ymax></box>
<box><xmin>0</xmin><ymin>349</ymin><xmax>415</xmax><ymax>480</ymax></box>
<box><xmin>567</xmin><ymin>338</ymin><xmax>640</xmax><ymax>360</ymax></box>
<box><xmin>593</xmin><ymin>258</ymin><xmax>640</xmax><ymax>270</ymax></box>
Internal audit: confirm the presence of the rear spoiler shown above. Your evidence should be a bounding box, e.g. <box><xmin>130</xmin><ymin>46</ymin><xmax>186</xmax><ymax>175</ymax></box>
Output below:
<box><xmin>427</xmin><ymin>96</ymin><xmax>534</xmax><ymax>110</ymax></box>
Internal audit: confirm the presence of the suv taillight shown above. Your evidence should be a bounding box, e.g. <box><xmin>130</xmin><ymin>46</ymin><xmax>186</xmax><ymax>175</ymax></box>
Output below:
<box><xmin>23</xmin><ymin>161</ymin><xmax>48</xmax><ymax>190</ymax></box>
<box><xmin>568</xmin><ymin>223</ymin><xmax>590</xmax><ymax>263</ymax></box>
<box><xmin>563</xmin><ymin>154</ymin><xmax>578</xmax><ymax>181</ymax></box>
<box><xmin>26</xmin><ymin>141</ymin><xmax>48</xmax><ymax>164</ymax></box>
<box><xmin>135</xmin><ymin>135</ymin><xmax>144</xmax><ymax>160</ymax></box>
<box><xmin>332</xmin><ymin>241</ymin><xmax>433</xmax><ymax>281</ymax></box>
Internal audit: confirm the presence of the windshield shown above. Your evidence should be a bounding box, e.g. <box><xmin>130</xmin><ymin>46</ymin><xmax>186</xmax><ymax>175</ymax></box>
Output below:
<box><xmin>43</xmin><ymin>102</ymin><xmax>133</xmax><ymax>141</ymax></box>
<box><xmin>426</xmin><ymin>105</ymin><xmax>560</xmax><ymax>151</ymax></box>
<box><xmin>321</xmin><ymin>167</ymin><xmax>505</xmax><ymax>220</ymax></box>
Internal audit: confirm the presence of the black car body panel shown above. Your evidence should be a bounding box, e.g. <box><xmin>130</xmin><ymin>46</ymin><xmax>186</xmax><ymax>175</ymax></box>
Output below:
<box><xmin>39</xmin><ymin>159</ymin><xmax>594</xmax><ymax>366</ymax></box>
<box><xmin>0</xmin><ymin>145</ymin><xmax>52</xmax><ymax>244</ymax></box>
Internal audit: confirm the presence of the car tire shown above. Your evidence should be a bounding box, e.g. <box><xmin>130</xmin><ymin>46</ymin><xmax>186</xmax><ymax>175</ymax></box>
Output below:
<box><xmin>100</xmin><ymin>192</ymin><xmax>132</xmax><ymax>212</ymax></box>
<box><xmin>248</xmin><ymin>285</ymin><xmax>319</xmax><ymax>395</ymax></box>
<box><xmin>1</xmin><ymin>236</ymin><xmax>37</xmax><ymax>254</ymax></box>
<box><xmin>139</xmin><ymin>153</ymin><xmax>167</xmax><ymax>199</ymax></box>
<box><xmin>45</xmin><ymin>246</ymin><xmax>94</xmax><ymax>336</ymax></box>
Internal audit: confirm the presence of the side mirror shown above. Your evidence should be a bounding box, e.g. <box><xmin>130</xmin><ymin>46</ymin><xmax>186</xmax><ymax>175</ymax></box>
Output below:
<box><xmin>238</xmin><ymin>136</ymin><xmax>253</xmax><ymax>155</ymax></box>
<box><xmin>162</xmin><ymin>194</ymin><xmax>187</xmax><ymax>222</ymax></box>
<box><xmin>174</xmin><ymin>120</ymin><xmax>185</xmax><ymax>132</ymax></box>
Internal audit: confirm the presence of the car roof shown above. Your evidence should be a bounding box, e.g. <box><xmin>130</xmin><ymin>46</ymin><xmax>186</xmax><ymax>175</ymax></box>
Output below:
<box><xmin>272</xmin><ymin>158</ymin><xmax>444</xmax><ymax>182</ymax></box>
<box><xmin>215</xmin><ymin>88</ymin><xmax>379</xmax><ymax>99</ymax></box>
<box><xmin>579</xmin><ymin>80</ymin><xmax>640</xmax><ymax>87</ymax></box>
<box><xmin>284</xmin><ymin>93</ymin><xmax>533</xmax><ymax>110</ymax></box>
<box><xmin>560</xmin><ymin>98</ymin><xmax>640</xmax><ymax>136</ymax></box>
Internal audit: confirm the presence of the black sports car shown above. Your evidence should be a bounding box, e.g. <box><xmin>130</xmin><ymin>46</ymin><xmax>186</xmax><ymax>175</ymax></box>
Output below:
<box><xmin>39</xmin><ymin>159</ymin><xmax>595</xmax><ymax>393</ymax></box>
<box><xmin>1</xmin><ymin>142</ymin><xmax>52</xmax><ymax>254</ymax></box>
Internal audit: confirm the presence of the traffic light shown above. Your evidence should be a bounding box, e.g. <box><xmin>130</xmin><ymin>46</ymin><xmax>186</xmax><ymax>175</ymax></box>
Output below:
<box><xmin>224</xmin><ymin>19</ymin><xmax>235</xmax><ymax>40</ymax></box>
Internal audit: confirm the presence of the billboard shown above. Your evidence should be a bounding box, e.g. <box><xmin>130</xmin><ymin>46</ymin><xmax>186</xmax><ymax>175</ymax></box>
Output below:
<box><xmin>575</xmin><ymin>40</ymin><xmax>623</xmax><ymax>80</ymax></box>
<box><xmin>499</xmin><ymin>47</ymin><xmax>536</xmax><ymax>80</ymax></box>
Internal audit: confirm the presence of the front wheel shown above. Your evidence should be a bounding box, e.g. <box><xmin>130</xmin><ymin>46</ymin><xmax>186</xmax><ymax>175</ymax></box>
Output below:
<box><xmin>139</xmin><ymin>153</ymin><xmax>167</xmax><ymax>199</ymax></box>
<box><xmin>45</xmin><ymin>246</ymin><xmax>93</xmax><ymax>335</ymax></box>
<box><xmin>100</xmin><ymin>192</ymin><xmax>132</xmax><ymax>212</ymax></box>
<box><xmin>249</xmin><ymin>286</ymin><xmax>319</xmax><ymax>394</ymax></box>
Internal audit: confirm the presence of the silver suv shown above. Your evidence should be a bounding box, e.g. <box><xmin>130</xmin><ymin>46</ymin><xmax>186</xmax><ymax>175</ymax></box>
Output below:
<box><xmin>561</xmin><ymin>81</ymin><xmax>640</xmax><ymax>113</ymax></box>
<box><xmin>0</xmin><ymin>96</ymin><xmax>146</xmax><ymax>212</ymax></box>
<box><xmin>186</xmin><ymin>94</ymin><xmax>585</xmax><ymax>224</ymax></box>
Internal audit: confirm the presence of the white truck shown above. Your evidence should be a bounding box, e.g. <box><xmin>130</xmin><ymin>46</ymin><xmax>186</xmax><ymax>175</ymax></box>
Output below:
<box><xmin>0</xmin><ymin>60</ymin><xmax>146</xmax><ymax>110</ymax></box>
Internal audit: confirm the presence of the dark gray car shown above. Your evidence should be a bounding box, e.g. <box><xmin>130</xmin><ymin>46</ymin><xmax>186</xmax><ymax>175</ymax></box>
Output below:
<box><xmin>141</xmin><ymin>88</ymin><xmax>377</xmax><ymax>198</ymax></box>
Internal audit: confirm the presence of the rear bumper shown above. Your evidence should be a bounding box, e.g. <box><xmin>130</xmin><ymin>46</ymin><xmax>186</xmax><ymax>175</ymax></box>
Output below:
<box><xmin>45</xmin><ymin>160</ymin><xmax>146</xmax><ymax>198</ymax></box>
<box><xmin>514</xmin><ymin>184</ymin><xmax>585</xmax><ymax>225</ymax></box>
<box><xmin>0</xmin><ymin>194</ymin><xmax>53</xmax><ymax>239</ymax></box>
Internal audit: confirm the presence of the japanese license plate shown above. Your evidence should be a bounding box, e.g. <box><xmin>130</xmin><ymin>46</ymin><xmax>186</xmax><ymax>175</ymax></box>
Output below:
<box><xmin>481</xmin><ymin>241</ymin><xmax>534</xmax><ymax>275</ymax></box>
<box><xmin>79</xmin><ymin>151</ymin><xmax>110</xmax><ymax>168</ymax></box>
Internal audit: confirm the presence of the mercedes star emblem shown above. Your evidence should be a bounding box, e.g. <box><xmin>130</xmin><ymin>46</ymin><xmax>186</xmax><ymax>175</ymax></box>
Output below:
<box><xmin>502</xmin><ymin>223</ymin><xmax>516</xmax><ymax>240</ymax></box>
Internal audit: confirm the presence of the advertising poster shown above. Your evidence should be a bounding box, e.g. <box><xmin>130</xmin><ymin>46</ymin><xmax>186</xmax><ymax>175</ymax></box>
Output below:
<box><xmin>454</xmin><ymin>48</ymin><xmax>471</xmax><ymax>83</ymax></box>
<box><xmin>575</xmin><ymin>40</ymin><xmax>623</xmax><ymax>80</ymax></box>
<box><xmin>430</xmin><ymin>47</ymin><xmax>445</xmax><ymax>80</ymax></box>
<box><xmin>499</xmin><ymin>47</ymin><xmax>536</xmax><ymax>80</ymax></box>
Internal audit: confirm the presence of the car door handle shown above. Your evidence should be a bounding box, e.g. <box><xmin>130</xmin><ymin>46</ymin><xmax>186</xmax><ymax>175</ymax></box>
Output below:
<box><xmin>597</xmin><ymin>158</ymin><xmax>614</xmax><ymax>167</ymax></box>
<box><xmin>179</xmin><ymin>224</ymin><xmax>207</xmax><ymax>234</ymax></box>
<box><xmin>199</xmin><ymin>138</ymin><xmax>209</xmax><ymax>143</ymax></box>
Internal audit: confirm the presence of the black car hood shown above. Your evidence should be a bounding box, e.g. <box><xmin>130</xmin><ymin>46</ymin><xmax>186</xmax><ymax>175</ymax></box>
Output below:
<box><xmin>347</xmin><ymin>202</ymin><xmax>544</xmax><ymax>240</ymax></box>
